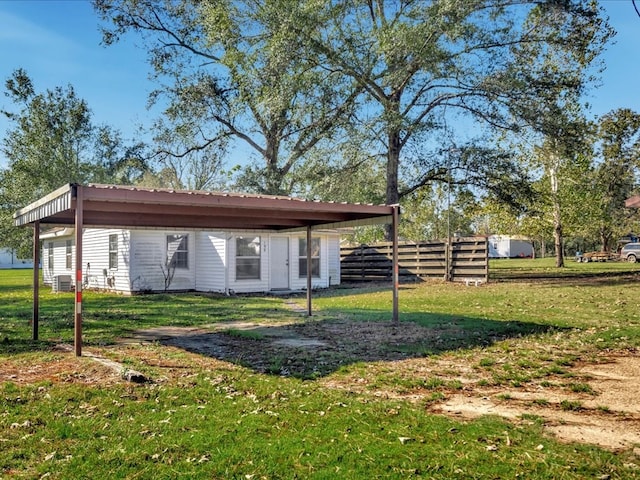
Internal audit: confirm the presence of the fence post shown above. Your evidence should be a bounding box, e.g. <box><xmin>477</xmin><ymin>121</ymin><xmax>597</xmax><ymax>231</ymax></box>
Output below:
<box><xmin>444</xmin><ymin>239</ymin><xmax>449</xmax><ymax>281</ymax></box>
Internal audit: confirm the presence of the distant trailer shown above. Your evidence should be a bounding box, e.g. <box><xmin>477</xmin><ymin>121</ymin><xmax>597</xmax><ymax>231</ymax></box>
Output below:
<box><xmin>574</xmin><ymin>251</ymin><xmax>618</xmax><ymax>263</ymax></box>
<box><xmin>0</xmin><ymin>248</ymin><xmax>33</xmax><ymax>269</ymax></box>
<box><xmin>488</xmin><ymin>235</ymin><xmax>534</xmax><ymax>259</ymax></box>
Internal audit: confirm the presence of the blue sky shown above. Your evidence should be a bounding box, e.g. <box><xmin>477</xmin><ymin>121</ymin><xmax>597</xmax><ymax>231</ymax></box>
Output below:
<box><xmin>0</xmin><ymin>0</ymin><xmax>639</xmax><ymax>169</ymax></box>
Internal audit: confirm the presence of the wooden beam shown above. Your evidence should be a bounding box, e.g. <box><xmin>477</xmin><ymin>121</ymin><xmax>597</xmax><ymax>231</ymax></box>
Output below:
<box><xmin>306</xmin><ymin>226</ymin><xmax>312</xmax><ymax>317</ymax></box>
<box><xmin>32</xmin><ymin>221</ymin><xmax>40</xmax><ymax>340</ymax></box>
<box><xmin>74</xmin><ymin>186</ymin><xmax>83</xmax><ymax>356</ymax></box>
<box><xmin>392</xmin><ymin>205</ymin><xmax>399</xmax><ymax>324</ymax></box>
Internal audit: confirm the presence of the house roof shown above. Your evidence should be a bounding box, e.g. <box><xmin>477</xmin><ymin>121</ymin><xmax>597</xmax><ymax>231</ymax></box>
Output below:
<box><xmin>625</xmin><ymin>195</ymin><xmax>640</xmax><ymax>209</ymax></box>
<box><xmin>14</xmin><ymin>183</ymin><xmax>396</xmax><ymax>231</ymax></box>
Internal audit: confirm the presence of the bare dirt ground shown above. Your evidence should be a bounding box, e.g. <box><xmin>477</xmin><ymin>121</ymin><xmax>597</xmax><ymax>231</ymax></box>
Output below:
<box><xmin>3</xmin><ymin>316</ymin><xmax>640</xmax><ymax>454</ymax></box>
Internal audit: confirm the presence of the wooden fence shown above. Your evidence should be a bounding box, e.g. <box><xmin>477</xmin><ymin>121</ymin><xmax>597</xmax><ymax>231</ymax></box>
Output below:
<box><xmin>340</xmin><ymin>237</ymin><xmax>488</xmax><ymax>283</ymax></box>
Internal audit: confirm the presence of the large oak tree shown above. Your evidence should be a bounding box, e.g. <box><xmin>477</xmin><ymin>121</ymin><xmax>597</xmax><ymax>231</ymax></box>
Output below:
<box><xmin>95</xmin><ymin>0</ymin><xmax>360</xmax><ymax>195</ymax></box>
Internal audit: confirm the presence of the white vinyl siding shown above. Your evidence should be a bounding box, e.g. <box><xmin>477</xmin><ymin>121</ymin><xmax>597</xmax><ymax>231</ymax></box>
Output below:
<box><xmin>129</xmin><ymin>230</ymin><xmax>195</xmax><ymax>292</ymax></box>
<box><xmin>82</xmin><ymin>229</ymin><xmax>130</xmax><ymax>292</ymax></box>
<box><xmin>328</xmin><ymin>236</ymin><xmax>340</xmax><ymax>285</ymax></box>
<box><xmin>41</xmin><ymin>228</ymin><xmax>341</xmax><ymax>293</ymax></box>
<box><xmin>195</xmin><ymin>232</ymin><xmax>227</xmax><ymax>292</ymax></box>
<box><xmin>43</xmin><ymin>239</ymin><xmax>74</xmax><ymax>286</ymax></box>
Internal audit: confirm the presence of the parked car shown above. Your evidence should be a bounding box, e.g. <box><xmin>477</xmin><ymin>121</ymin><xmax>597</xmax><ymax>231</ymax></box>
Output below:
<box><xmin>620</xmin><ymin>242</ymin><xmax>640</xmax><ymax>263</ymax></box>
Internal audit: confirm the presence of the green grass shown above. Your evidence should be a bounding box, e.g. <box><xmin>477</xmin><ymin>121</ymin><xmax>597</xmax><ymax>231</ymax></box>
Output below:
<box><xmin>490</xmin><ymin>256</ymin><xmax>640</xmax><ymax>279</ymax></box>
<box><xmin>0</xmin><ymin>270</ymin><xmax>294</xmax><ymax>350</ymax></box>
<box><xmin>1</xmin><ymin>266</ymin><xmax>640</xmax><ymax>478</ymax></box>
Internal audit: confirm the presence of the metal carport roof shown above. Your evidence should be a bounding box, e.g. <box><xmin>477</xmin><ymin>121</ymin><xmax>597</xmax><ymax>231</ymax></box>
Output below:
<box><xmin>15</xmin><ymin>183</ymin><xmax>400</xmax><ymax>356</ymax></box>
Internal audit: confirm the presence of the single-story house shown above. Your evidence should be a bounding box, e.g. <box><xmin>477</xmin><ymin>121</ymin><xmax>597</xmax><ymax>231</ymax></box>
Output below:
<box><xmin>14</xmin><ymin>183</ymin><xmax>399</xmax><ymax>355</ymax></box>
<box><xmin>0</xmin><ymin>248</ymin><xmax>34</xmax><ymax>269</ymax></box>
<box><xmin>488</xmin><ymin>235</ymin><xmax>534</xmax><ymax>259</ymax></box>
<box><xmin>41</xmin><ymin>227</ymin><xmax>341</xmax><ymax>294</ymax></box>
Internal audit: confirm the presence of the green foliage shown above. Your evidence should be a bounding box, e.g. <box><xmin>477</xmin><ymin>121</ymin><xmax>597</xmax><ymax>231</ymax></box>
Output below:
<box><xmin>588</xmin><ymin>108</ymin><xmax>640</xmax><ymax>250</ymax></box>
<box><xmin>96</xmin><ymin>0</ymin><xmax>613</xmax><ymax>222</ymax></box>
<box><xmin>97</xmin><ymin>0</ymin><xmax>359</xmax><ymax>196</ymax></box>
<box><xmin>0</xmin><ymin>70</ymin><xmax>149</xmax><ymax>256</ymax></box>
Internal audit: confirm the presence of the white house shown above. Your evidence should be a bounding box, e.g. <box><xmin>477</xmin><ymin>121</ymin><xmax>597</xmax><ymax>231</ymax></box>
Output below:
<box><xmin>488</xmin><ymin>235</ymin><xmax>534</xmax><ymax>259</ymax></box>
<box><xmin>41</xmin><ymin>227</ymin><xmax>341</xmax><ymax>294</ymax></box>
<box><xmin>0</xmin><ymin>248</ymin><xmax>34</xmax><ymax>269</ymax></box>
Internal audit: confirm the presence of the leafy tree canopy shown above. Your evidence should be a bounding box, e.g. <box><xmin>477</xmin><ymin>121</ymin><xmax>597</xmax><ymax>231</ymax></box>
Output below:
<box><xmin>0</xmin><ymin>69</ymin><xmax>149</xmax><ymax>256</ymax></box>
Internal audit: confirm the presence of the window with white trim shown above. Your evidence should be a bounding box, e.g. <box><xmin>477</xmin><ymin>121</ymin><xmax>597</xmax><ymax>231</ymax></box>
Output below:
<box><xmin>299</xmin><ymin>237</ymin><xmax>320</xmax><ymax>278</ymax></box>
<box><xmin>109</xmin><ymin>234</ymin><xmax>118</xmax><ymax>270</ymax></box>
<box><xmin>65</xmin><ymin>240</ymin><xmax>72</xmax><ymax>269</ymax></box>
<box><xmin>48</xmin><ymin>242</ymin><xmax>54</xmax><ymax>270</ymax></box>
<box><xmin>236</xmin><ymin>236</ymin><xmax>261</xmax><ymax>280</ymax></box>
<box><xmin>167</xmin><ymin>234</ymin><xmax>188</xmax><ymax>269</ymax></box>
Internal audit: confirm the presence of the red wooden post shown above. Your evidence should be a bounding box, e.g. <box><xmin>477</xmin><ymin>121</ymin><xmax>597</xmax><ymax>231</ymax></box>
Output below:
<box><xmin>74</xmin><ymin>186</ymin><xmax>83</xmax><ymax>356</ymax></box>
<box><xmin>32</xmin><ymin>221</ymin><xmax>40</xmax><ymax>340</ymax></box>
<box><xmin>306</xmin><ymin>226</ymin><xmax>312</xmax><ymax>317</ymax></box>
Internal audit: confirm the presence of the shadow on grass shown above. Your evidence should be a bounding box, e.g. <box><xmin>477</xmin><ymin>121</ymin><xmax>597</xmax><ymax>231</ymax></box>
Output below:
<box><xmin>2</xmin><ymin>285</ymin><xmax>565</xmax><ymax>377</ymax></box>
<box><xmin>0</xmin><ymin>338</ymin><xmax>59</xmax><ymax>355</ymax></box>
<box><xmin>0</xmin><ymin>291</ymin><xmax>295</xmax><ymax>355</ymax></box>
<box><xmin>153</xmin><ymin>311</ymin><xmax>566</xmax><ymax>380</ymax></box>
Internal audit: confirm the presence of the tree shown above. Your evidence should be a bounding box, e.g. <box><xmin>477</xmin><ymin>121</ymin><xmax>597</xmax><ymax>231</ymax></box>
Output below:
<box><xmin>590</xmin><ymin>109</ymin><xmax>640</xmax><ymax>251</ymax></box>
<box><xmin>92</xmin><ymin>125</ymin><xmax>150</xmax><ymax>185</ymax></box>
<box><xmin>95</xmin><ymin>0</ymin><xmax>359</xmax><ymax>195</ymax></box>
<box><xmin>152</xmin><ymin>118</ymin><xmax>228</xmax><ymax>191</ymax></box>
<box><xmin>0</xmin><ymin>69</ymin><xmax>146</xmax><ymax>256</ymax></box>
<box><xmin>299</xmin><ymin>0</ymin><xmax>611</xmax><ymax>237</ymax></box>
<box><xmin>500</xmin><ymin>0</ymin><xmax>612</xmax><ymax>266</ymax></box>
<box><xmin>0</xmin><ymin>69</ymin><xmax>95</xmax><ymax>256</ymax></box>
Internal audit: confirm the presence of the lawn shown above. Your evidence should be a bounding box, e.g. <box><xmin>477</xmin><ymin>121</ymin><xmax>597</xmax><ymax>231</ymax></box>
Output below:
<box><xmin>1</xmin><ymin>262</ymin><xmax>640</xmax><ymax>479</ymax></box>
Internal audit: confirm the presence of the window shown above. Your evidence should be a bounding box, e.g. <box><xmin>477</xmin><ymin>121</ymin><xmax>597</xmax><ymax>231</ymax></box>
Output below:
<box><xmin>65</xmin><ymin>240</ymin><xmax>73</xmax><ymax>269</ymax></box>
<box><xmin>236</xmin><ymin>236</ymin><xmax>261</xmax><ymax>280</ymax></box>
<box><xmin>299</xmin><ymin>237</ymin><xmax>320</xmax><ymax>278</ymax></box>
<box><xmin>48</xmin><ymin>242</ymin><xmax>54</xmax><ymax>270</ymax></box>
<box><xmin>109</xmin><ymin>234</ymin><xmax>118</xmax><ymax>270</ymax></box>
<box><xmin>167</xmin><ymin>234</ymin><xmax>188</xmax><ymax>269</ymax></box>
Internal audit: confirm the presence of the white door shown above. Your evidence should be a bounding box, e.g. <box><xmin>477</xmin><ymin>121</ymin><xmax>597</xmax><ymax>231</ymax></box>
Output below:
<box><xmin>270</xmin><ymin>236</ymin><xmax>289</xmax><ymax>289</ymax></box>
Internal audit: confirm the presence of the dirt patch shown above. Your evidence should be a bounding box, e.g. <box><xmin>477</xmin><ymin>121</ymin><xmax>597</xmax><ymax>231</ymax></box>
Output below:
<box><xmin>121</xmin><ymin>318</ymin><xmax>446</xmax><ymax>377</ymax></box>
<box><xmin>0</xmin><ymin>345</ymin><xmax>121</xmax><ymax>386</ymax></box>
<box><xmin>428</xmin><ymin>355</ymin><xmax>640</xmax><ymax>451</ymax></box>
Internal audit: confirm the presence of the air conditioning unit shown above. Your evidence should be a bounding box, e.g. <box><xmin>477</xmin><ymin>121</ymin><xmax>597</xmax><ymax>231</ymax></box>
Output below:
<box><xmin>53</xmin><ymin>275</ymin><xmax>72</xmax><ymax>293</ymax></box>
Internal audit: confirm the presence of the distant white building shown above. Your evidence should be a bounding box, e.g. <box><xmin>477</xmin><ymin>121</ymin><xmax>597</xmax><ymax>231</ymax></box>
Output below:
<box><xmin>41</xmin><ymin>227</ymin><xmax>342</xmax><ymax>294</ymax></box>
<box><xmin>488</xmin><ymin>235</ymin><xmax>534</xmax><ymax>259</ymax></box>
<box><xmin>0</xmin><ymin>248</ymin><xmax>34</xmax><ymax>269</ymax></box>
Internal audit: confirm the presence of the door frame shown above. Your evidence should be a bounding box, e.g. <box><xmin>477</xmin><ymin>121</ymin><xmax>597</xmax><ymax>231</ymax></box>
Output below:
<box><xmin>270</xmin><ymin>236</ymin><xmax>290</xmax><ymax>290</ymax></box>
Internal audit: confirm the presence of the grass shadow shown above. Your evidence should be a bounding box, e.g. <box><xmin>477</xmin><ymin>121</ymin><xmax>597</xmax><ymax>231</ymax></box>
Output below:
<box><xmin>0</xmin><ymin>338</ymin><xmax>59</xmax><ymax>355</ymax></box>
<box><xmin>152</xmin><ymin>312</ymin><xmax>566</xmax><ymax>379</ymax></box>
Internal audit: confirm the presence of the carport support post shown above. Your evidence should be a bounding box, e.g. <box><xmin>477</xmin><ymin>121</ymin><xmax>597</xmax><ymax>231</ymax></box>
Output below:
<box><xmin>74</xmin><ymin>186</ymin><xmax>83</xmax><ymax>356</ymax></box>
<box><xmin>32</xmin><ymin>221</ymin><xmax>40</xmax><ymax>340</ymax></box>
<box><xmin>306</xmin><ymin>225</ymin><xmax>312</xmax><ymax>317</ymax></box>
<box><xmin>392</xmin><ymin>205</ymin><xmax>399</xmax><ymax>324</ymax></box>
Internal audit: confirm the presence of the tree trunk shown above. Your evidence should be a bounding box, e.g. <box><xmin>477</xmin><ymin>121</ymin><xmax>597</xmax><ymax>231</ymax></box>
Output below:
<box><xmin>549</xmin><ymin>159</ymin><xmax>564</xmax><ymax>268</ymax></box>
<box><xmin>553</xmin><ymin>214</ymin><xmax>564</xmax><ymax>267</ymax></box>
<box><xmin>599</xmin><ymin>226</ymin><xmax>612</xmax><ymax>252</ymax></box>
<box><xmin>384</xmin><ymin>97</ymin><xmax>402</xmax><ymax>240</ymax></box>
